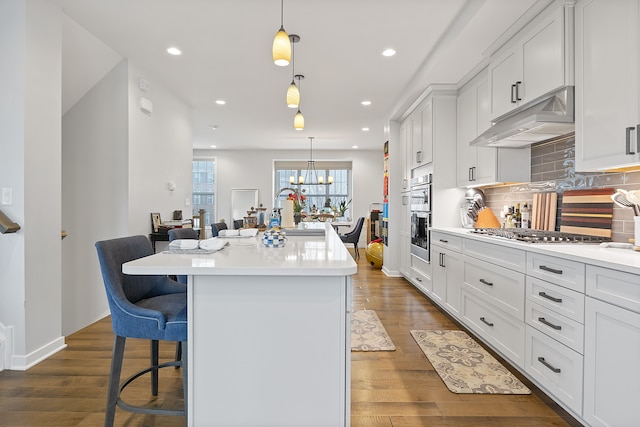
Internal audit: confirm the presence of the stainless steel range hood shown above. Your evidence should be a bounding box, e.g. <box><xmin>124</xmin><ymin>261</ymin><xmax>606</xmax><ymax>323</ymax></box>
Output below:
<box><xmin>470</xmin><ymin>86</ymin><xmax>574</xmax><ymax>148</ymax></box>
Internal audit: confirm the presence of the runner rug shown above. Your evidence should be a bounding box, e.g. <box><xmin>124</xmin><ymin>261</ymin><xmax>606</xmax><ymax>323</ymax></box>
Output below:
<box><xmin>351</xmin><ymin>310</ymin><xmax>395</xmax><ymax>351</ymax></box>
<box><xmin>410</xmin><ymin>330</ymin><xmax>531</xmax><ymax>394</ymax></box>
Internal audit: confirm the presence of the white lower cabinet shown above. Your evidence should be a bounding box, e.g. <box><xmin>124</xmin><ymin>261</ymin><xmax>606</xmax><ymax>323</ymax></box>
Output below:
<box><xmin>461</xmin><ymin>287</ymin><xmax>525</xmax><ymax>367</ymax></box>
<box><xmin>410</xmin><ymin>254</ymin><xmax>432</xmax><ymax>295</ymax></box>
<box><xmin>525</xmin><ymin>325</ymin><xmax>584</xmax><ymax>415</ymax></box>
<box><xmin>432</xmin><ymin>245</ymin><xmax>463</xmax><ymax>316</ymax></box>
<box><xmin>413</xmin><ymin>229</ymin><xmax>640</xmax><ymax>426</ymax></box>
<box><xmin>583</xmin><ymin>297</ymin><xmax>640</xmax><ymax>427</ymax></box>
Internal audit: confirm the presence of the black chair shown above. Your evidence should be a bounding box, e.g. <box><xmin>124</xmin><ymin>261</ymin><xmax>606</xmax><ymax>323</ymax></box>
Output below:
<box><xmin>233</xmin><ymin>219</ymin><xmax>244</xmax><ymax>229</ymax></box>
<box><xmin>340</xmin><ymin>217</ymin><xmax>365</xmax><ymax>260</ymax></box>
<box><xmin>95</xmin><ymin>235</ymin><xmax>187</xmax><ymax>426</ymax></box>
<box><xmin>210</xmin><ymin>221</ymin><xmax>228</xmax><ymax>237</ymax></box>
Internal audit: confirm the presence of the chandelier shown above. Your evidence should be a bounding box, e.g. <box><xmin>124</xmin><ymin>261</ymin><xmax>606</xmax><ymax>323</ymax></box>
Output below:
<box><xmin>289</xmin><ymin>137</ymin><xmax>333</xmax><ymax>186</ymax></box>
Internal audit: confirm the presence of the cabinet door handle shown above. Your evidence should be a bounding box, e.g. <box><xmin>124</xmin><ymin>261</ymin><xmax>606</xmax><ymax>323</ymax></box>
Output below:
<box><xmin>515</xmin><ymin>81</ymin><xmax>522</xmax><ymax>101</ymax></box>
<box><xmin>469</xmin><ymin>167</ymin><xmax>473</xmax><ymax>182</ymax></box>
<box><xmin>538</xmin><ymin>291</ymin><xmax>562</xmax><ymax>303</ymax></box>
<box><xmin>480</xmin><ymin>317</ymin><xmax>494</xmax><ymax>327</ymax></box>
<box><xmin>510</xmin><ymin>84</ymin><xmax>517</xmax><ymax>103</ymax></box>
<box><xmin>637</xmin><ymin>124</ymin><xmax>640</xmax><ymax>153</ymax></box>
<box><xmin>538</xmin><ymin>317</ymin><xmax>562</xmax><ymax>330</ymax></box>
<box><xmin>439</xmin><ymin>253</ymin><xmax>445</xmax><ymax>268</ymax></box>
<box><xmin>479</xmin><ymin>278</ymin><xmax>493</xmax><ymax>287</ymax></box>
<box><xmin>538</xmin><ymin>357</ymin><xmax>561</xmax><ymax>373</ymax></box>
<box><xmin>416</xmin><ymin>150</ymin><xmax>423</xmax><ymax>164</ymax></box>
<box><xmin>539</xmin><ymin>265</ymin><xmax>563</xmax><ymax>275</ymax></box>
<box><xmin>626</xmin><ymin>127</ymin><xmax>636</xmax><ymax>155</ymax></box>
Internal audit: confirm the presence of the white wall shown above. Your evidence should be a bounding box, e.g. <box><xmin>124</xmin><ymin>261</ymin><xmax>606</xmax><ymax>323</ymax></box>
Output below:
<box><xmin>61</xmin><ymin>60</ymin><xmax>193</xmax><ymax>336</ymax></box>
<box><xmin>194</xmin><ymin>148</ymin><xmax>384</xmax><ymax>247</ymax></box>
<box><xmin>0</xmin><ymin>0</ymin><xmax>65</xmax><ymax>370</ymax></box>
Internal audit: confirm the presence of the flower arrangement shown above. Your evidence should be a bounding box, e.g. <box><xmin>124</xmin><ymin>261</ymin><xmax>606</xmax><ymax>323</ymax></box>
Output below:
<box><xmin>338</xmin><ymin>198</ymin><xmax>351</xmax><ymax>216</ymax></box>
<box><xmin>288</xmin><ymin>192</ymin><xmax>306</xmax><ymax>212</ymax></box>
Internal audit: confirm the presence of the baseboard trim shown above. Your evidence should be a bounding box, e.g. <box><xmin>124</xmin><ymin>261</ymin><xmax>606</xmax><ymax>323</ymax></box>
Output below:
<box><xmin>11</xmin><ymin>336</ymin><xmax>66</xmax><ymax>371</ymax></box>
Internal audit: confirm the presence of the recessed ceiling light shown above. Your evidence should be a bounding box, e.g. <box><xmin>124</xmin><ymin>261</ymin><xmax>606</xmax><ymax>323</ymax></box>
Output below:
<box><xmin>167</xmin><ymin>47</ymin><xmax>182</xmax><ymax>56</ymax></box>
<box><xmin>382</xmin><ymin>48</ymin><xmax>396</xmax><ymax>57</ymax></box>
<box><xmin>361</xmin><ymin>100</ymin><xmax>372</xmax><ymax>106</ymax></box>
<box><xmin>352</xmin><ymin>145</ymin><xmax>358</xmax><ymax>149</ymax></box>
<box><xmin>209</xmin><ymin>125</ymin><xmax>218</xmax><ymax>130</ymax></box>
<box><xmin>362</xmin><ymin>127</ymin><xmax>370</xmax><ymax>132</ymax></box>
<box><xmin>210</xmin><ymin>145</ymin><xmax>217</xmax><ymax>148</ymax></box>
<box><xmin>215</xmin><ymin>100</ymin><xmax>226</xmax><ymax>105</ymax></box>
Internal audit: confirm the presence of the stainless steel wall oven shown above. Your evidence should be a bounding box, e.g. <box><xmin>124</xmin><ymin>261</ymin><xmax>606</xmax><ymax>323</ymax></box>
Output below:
<box><xmin>410</xmin><ymin>174</ymin><xmax>432</xmax><ymax>262</ymax></box>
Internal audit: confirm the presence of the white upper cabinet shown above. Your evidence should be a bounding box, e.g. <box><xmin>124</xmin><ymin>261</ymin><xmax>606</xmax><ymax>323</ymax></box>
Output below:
<box><xmin>575</xmin><ymin>0</ymin><xmax>640</xmax><ymax>171</ymax></box>
<box><xmin>488</xmin><ymin>5</ymin><xmax>569</xmax><ymax>120</ymax></box>
<box><xmin>457</xmin><ymin>71</ymin><xmax>530</xmax><ymax>187</ymax></box>
<box><xmin>399</xmin><ymin>121</ymin><xmax>411</xmax><ymax>191</ymax></box>
<box><xmin>408</xmin><ymin>100</ymin><xmax>433</xmax><ymax>169</ymax></box>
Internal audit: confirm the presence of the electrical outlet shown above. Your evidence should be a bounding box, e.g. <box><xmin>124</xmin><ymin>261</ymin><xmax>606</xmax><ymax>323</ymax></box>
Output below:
<box><xmin>1</xmin><ymin>188</ymin><xmax>12</xmax><ymax>205</ymax></box>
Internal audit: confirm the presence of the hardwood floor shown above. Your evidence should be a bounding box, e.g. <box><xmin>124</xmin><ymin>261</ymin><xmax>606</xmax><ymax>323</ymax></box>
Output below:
<box><xmin>0</xmin><ymin>250</ymin><xmax>583</xmax><ymax>426</ymax></box>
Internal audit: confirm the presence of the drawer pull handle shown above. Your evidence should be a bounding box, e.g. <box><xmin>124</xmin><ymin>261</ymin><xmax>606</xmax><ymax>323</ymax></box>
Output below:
<box><xmin>479</xmin><ymin>278</ymin><xmax>493</xmax><ymax>287</ymax></box>
<box><xmin>540</xmin><ymin>265</ymin><xmax>563</xmax><ymax>275</ymax></box>
<box><xmin>538</xmin><ymin>317</ymin><xmax>562</xmax><ymax>330</ymax></box>
<box><xmin>480</xmin><ymin>317</ymin><xmax>494</xmax><ymax>327</ymax></box>
<box><xmin>538</xmin><ymin>357</ymin><xmax>561</xmax><ymax>373</ymax></box>
<box><xmin>538</xmin><ymin>292</ymin><xmax>562</xmax><ymax>303</ymax></box>
<box><xmin>415</xmin><ymin>277</ymin><xmax>422</xmax><ymax>283</ymax></box>
<box><xmin>439</xmin><ymin>239</ymin><xmax>448</xmax><ymax>243</ymax></box>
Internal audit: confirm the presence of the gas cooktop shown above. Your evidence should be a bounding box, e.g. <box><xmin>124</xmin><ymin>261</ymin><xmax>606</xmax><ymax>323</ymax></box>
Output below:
<box><xmin>470</xmin><ymin>228</ymin><xmax>611</xmax><ymax>243</ymax></box>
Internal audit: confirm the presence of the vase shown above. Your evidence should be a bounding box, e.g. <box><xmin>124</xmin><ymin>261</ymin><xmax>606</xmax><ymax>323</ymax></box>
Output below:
<box><xmin>294</xmin><ymin>212</ymin><xmax>302</xmax><ymax>225</ymax></box>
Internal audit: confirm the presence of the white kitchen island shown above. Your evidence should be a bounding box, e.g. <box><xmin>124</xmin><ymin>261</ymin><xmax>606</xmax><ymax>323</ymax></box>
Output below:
<box><xmin>123</xmin><ymin>223</ymin><xmax>357</xmax><ymax>427</ymax></box>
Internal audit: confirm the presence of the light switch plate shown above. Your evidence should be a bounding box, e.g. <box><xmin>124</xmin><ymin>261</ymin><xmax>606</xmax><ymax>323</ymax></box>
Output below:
<box><xmin>1</xmin><ymin>188</ymin><xmax>12</xmax><ymax>205</ymax></box>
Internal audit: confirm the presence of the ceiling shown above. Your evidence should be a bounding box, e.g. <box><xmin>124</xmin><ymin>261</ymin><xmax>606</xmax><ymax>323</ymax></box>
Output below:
<box><xmin>60</xmin><ymin>0</ymin><xmax>548</xmax><ymax>151</ymax></box>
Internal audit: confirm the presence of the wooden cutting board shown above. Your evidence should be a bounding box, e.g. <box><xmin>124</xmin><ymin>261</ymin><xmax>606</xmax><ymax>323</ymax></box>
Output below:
<box><xmin>559</xmin><ymin>188</ymin><xmax>615</xmax><ymax>237</ymax></box>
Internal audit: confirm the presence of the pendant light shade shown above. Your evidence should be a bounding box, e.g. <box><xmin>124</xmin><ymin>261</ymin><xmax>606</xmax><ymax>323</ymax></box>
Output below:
<box><xmin>272</xmin><ymin>0</ymin><xmax>290</xmax><ymax>66</ymax></box>
<box><xmin>294</xmin><ymin>109</ymin><xmax>304</xmax><ymax>130</ymax></box>
<box><xmin>286</xmin><ymin>34</ymin><xmax>301</xmax><ymax>108</ymax></box>
<box><xmin>287</xmin><ymin>81</ymin><xmax>300</xmax><ymax>108</ymax></box>
<box><xmin>273</xmin><ymin>28</ymin><xmax>291</xmax><ymax>66</ymax></box>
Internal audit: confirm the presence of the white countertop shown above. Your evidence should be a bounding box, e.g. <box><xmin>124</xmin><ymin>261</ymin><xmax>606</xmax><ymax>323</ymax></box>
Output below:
<box><xmin>434</xmin><ymin>227</ymin><xmax>640</xmax><ymax>275</ymax></box>
<box><xmin>124</xmin><ymin>222</ymin><xmax>357</xmax><ymax>276</ymax></box>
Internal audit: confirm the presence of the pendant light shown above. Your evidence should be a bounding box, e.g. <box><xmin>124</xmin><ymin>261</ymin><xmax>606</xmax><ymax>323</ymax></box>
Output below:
<box><xmin>293</xmin><ymin>74</ymin><xmax>304</xmax><ymax>130</ymax></box>
<box><xmin>272</xmin><ymin>0</ymin><xmax>291</xmax><ymax>66</ymax></box>
<box><xmin>286</xmin><ymin>34</ymin><xmax>301</xmax><ymax>108</ymax></box>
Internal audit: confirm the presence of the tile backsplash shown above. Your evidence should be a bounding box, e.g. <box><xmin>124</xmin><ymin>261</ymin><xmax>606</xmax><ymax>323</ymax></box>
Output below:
<box><xmin>483</xmin><ymin>135</ymin><xmax>640</xmax><ymax>243</ymax></box>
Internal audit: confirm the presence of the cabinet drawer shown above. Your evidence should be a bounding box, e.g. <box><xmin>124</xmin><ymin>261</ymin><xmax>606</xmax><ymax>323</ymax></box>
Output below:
<box><xmin>525</xmin><ymin>325</ymin><xmax>583</xmax><ymax>415</ymax></box>
<box><xmin>525</xmin><ymin>300</ymin><xmax>584</xmax><ymax>354</ymax></box>
<box><xmin>409</xmin><ymin>255</ymin><xmax>432</xmax><ymax>295</ymax></box>
<box><xmin>463</xmin><ymin>238</ymin><xmax>526</xmax><ymax>272</ymax></box>
<box><xmin>586</xmin><ymin>265</ymin><xmax>640</xmax><ymax>314</ymax></box>
<box><xmin>526</xmin><ymin>252</ymin><xmax>585</xmax><ymax>293</ymax></box>
<box><xmin>431</xmin><ymin>231</ymin><xmax>462</xmax><ymax>252</ymax></box>
<box><xmin>464</xmin><ymin>257</ymin><xmax>525</xmax><ymax>320</ymax></box>
<box><xmin>461</xmin><ymin>289</ymin><xmax>525</xmax><ymax>367</ymax></box>
<box><xmin>526</xmin><ymin>276</ymin><xmax>585</xmax><ymax>323</ymax></box>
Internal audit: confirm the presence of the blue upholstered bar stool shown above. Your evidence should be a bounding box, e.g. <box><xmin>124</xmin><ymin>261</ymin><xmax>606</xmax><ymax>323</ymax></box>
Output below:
<box><xmin>210</xmin><ymin>221</ymin><xmax>228</xmax><ymax>237</ymax></box>
<box><xmin>95</xmin><ymin>235</ymin><xmax>187</xmax><ymax>426</ymax></box>
<box><xmin>168</xmin><ymin>227</ymin><xmax>199</xmax><ymax>285</ymax></box>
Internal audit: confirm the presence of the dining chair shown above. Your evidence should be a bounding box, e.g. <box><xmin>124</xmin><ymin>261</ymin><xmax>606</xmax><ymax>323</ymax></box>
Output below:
<box><xmin>210</xmin><ymin>221</ymin><xmax>228</xmax><ymax>237</ymax></box>
<box><xmin>339</xmin><ymin>216</ymin><xmax>365</xmax><ymax>260</ymax></box>
<box><xmin>168</xmin><ymin>228</ymin><xmax>199</xmax><ymax>286</ymax></box>
<box><xmin>95</xmin><ymin>235</ymin><xmax>187</xmax><ymax>426</ymax></box>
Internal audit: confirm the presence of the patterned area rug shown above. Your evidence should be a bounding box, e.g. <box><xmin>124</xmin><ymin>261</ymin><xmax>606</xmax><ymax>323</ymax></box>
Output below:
<box><xmin>411</xmin><ymin>330</ymin><xmax>531</xmax><ymax>394</ymax></box>
<box><xmin>351</xmin><ymin>310</ymin><xmax>396</xmax><ymax>351</ymax></box>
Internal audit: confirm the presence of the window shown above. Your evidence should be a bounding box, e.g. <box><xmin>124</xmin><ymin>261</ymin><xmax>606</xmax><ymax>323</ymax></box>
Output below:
<box><xmin>192</xmin><ymin>158</ymin><xmax>216</xmax><ymax>225</ymax></box>
<box><xmin>274</xmin><ymin>161</ymin><xmax>352</xmax><ymax>217</ymax></box>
